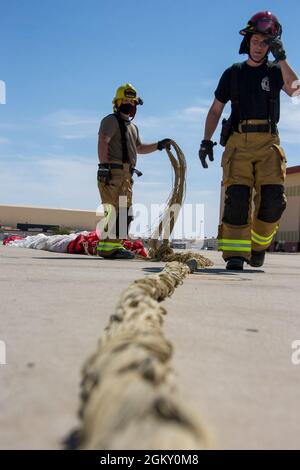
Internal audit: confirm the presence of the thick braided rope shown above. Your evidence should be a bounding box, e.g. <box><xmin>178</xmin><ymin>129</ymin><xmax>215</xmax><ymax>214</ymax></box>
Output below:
<box><xmin>66</xmin><ymin>262</ymin><xmax>212</xmax><ymax>450</ymax></box>
<box><xmin>148</xmin><ymin>141</ymin><xmax>213</xmax><ymax>268</ymax></box>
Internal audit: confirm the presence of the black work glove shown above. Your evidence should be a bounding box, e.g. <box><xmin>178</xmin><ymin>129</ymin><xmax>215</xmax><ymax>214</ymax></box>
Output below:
<box><xmin>265</xmin><ymin>37</ymin><xmax>286</xmax><ymax>62</ymax></box>
<box><xmin>157</xmin><ymin>138</ymin><xmax>172</xmax><ymax>151</ymax></box>
<box><xmin>97</xmin><ymin>164</ymin><xmax>112</xmax><ymax>185</ymax></box>
<box><xmin>198</xmin><ymin>140</ymin><xmax>217</xmax><ymax>168</ymax></box>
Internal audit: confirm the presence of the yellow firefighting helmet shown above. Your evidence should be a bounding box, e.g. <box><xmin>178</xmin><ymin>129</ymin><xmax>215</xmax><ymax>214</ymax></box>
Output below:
<box><xmin>112</xmin><ymin>83</ymin><xmax>143</xmax><ymax>111</ymax></box>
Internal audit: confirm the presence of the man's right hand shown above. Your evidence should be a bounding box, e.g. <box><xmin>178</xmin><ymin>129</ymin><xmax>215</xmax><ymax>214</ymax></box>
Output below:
<box><xmin>198</xmin><ymin>140</ymin><xmax>217</xmax><ymax>168</ymax></box>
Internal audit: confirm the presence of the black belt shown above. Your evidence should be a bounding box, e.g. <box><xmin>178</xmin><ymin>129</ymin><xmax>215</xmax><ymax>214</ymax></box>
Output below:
<box><xmin>99</xmin><ymin>163</ymin><xmax>143</xmax><ymax>177</ymax></box>
<box><xmin>240</xmin><ymin>124</ymin><xmax>271</xmax><ymax>133</ymax></box>
<box><xmin>99</xmin><ymin>163</ymin><xmax>125</xmax><ymax>169</ymax></box>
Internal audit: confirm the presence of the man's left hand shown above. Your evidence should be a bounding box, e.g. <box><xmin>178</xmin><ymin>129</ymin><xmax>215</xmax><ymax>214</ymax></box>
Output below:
<box><xmin>265</xmin><ymin>37</ymin><xmax>286</xmax><ymax>62</ymax></box>
<box><xmin>157</xmin><ymin>138</ymin><xmax>172</xmax><ymax>151</ymax></box>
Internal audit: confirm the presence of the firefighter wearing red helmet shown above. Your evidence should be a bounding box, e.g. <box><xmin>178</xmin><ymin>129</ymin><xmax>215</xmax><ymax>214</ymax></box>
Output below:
<box><xmin>199</xmin><ymin>12</ymin><xmax>300</xmax><ymax>270</ymax></box>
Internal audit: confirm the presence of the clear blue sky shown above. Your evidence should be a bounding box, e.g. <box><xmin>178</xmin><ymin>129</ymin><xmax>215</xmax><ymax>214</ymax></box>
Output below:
<box><xmin>0</xmin><ymin>0</ymin><xmax>299</xmax><ymax>236</ymax></box>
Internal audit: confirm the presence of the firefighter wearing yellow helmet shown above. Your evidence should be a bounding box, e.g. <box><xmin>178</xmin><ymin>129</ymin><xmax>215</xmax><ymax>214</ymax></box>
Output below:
<box><xmin>112</xmin><ymin>83</ymin><xmax>143</xmax><ymax>114</ymax></box>
<box><xmin>97</xmin><ymin>83</ymin><xmax>171</xmax><ymax>258</ymax></box>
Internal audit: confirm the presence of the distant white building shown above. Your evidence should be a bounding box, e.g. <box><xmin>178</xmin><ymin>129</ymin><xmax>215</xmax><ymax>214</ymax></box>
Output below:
<box><xmin>171</xmin><ymin>239</ymin><xmax>204</xmax><ymax>250</ymax></box>
<box><xmin>0</xmin><ymin>204</ymin><xmax>103</xmax><ymax>232</ymax></box>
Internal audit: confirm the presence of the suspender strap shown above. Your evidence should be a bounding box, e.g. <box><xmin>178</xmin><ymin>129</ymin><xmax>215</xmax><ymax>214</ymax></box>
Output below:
<box><xmin>268</xmin><ymin>64</ymin><xmax>278</xmax><ymax>135</ymax></box>
<box><xmin>114</xmin><ymin>112</ymin><xmax>130</xmax><ymax>163</ymax></box>
<box><xmin>230</xmin><ymin>63</ymin><xmax>242</xmax><ymax>130</ymax></box>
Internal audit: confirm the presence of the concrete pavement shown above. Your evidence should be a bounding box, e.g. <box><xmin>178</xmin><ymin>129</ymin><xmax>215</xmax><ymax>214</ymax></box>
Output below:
<box><xmin>0</xmin><ymin>245</ymin><xmax>299</xmax><ymax>449</ymax></box>
<box><xmin>163</xmin><ymin>251</ymin><xmax>300</xmax><ymax>449</ymax></box>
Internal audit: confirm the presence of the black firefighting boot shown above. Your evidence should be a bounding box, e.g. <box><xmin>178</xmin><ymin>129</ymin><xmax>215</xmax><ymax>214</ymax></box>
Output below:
<box><xmin>249</xmin><ymin>250</ymin><xmax>266</xmax><ymax>267</ymax></box>
<box><xmin>225</xmin><ymin>257</ymin><xmax>246</xmax><ymax>271</ymax></box>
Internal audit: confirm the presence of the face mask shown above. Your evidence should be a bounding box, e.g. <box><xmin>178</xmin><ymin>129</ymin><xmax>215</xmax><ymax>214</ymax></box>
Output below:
<box><xmin>119</xmin><ymin>103</ymin><xmax>135</xmax><ymax>115</ymax></box>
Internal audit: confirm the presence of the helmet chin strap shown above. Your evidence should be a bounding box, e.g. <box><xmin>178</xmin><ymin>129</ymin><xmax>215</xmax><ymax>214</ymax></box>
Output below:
<box><xmin>129</xmin><ymin>105</ymin><xmax>137</xmax><ymax>121</ymax></box>
<box><xmin>249</xmin><ymin>51</ymin><xmax>269</xmax><ymax>64</ymax></box>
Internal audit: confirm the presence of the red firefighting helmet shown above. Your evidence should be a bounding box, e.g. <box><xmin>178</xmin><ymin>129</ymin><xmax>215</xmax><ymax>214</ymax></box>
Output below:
<box><xmin>240</xmin><ymin>11</ymin><xmax>282</xmax><ymax>38</ymax></box>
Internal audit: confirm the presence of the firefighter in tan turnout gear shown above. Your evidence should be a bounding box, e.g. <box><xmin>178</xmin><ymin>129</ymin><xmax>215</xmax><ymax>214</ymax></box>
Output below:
<box><xmin>97</xmin><ymin>83</ymin><xmax>171</xmax><ymax>258</ymax></box>
<box><xmin>199</xmin><ymin>11</ymin><xmax>300</xmax><ymax>270</ymax></box>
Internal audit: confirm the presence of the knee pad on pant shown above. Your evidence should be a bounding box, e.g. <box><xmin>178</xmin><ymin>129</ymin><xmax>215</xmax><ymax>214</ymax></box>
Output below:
<box><xmin>222</xmin><ymin>185</ymin><xmax>251</xmax><ymax>225</ymax></box>
<box><xmin>258</xmin><ymin>184</ymin><xmax>287</xmax><ymax>223</ymax></box>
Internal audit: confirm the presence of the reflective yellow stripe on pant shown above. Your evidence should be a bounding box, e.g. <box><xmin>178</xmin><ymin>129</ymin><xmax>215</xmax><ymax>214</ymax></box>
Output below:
<box><xmin>218</xmin><ymin>238</ymin><xmax>251</xmax><ymax>253</ymax></box>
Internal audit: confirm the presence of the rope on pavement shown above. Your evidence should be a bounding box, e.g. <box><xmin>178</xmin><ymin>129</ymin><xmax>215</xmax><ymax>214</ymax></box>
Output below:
<box><xmin>148</xmin><ymin>140</ymin><xmax>213</xmax><ymax>268</ymax></box>
<box><xmin>63</xmin><ymin>141</ymin><xmax>214</xmax><ymax>449</ymax></box>
<box><xmin>65</xmin><ymin>261</ymin><xmax>213</xmax><ymax>450</ymax></box>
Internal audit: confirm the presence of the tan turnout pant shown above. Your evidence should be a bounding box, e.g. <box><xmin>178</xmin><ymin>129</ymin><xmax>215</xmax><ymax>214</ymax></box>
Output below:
<box><xmin>97</xmin><ymin>164</ymin><xmax>133</xmax><ymax>255</ymax></box>
<box><xmin>218</xmin><ymin>120</ymin><xmax>287</xmax><ymax>261</ymax></box>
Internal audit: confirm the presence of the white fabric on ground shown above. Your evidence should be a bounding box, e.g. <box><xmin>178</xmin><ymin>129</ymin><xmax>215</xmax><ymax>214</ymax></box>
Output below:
<box><xmin>6</xmin><ymin>233</ymin><xmax>85</xmax><ymax>252</ymax></box>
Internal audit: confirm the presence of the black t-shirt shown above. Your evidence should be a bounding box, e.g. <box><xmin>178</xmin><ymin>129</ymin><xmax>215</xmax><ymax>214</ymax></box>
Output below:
<box><xmin>215</xmin><ymin>61</ymin><xmax>284</xmax><ymax>122</ymax></box>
